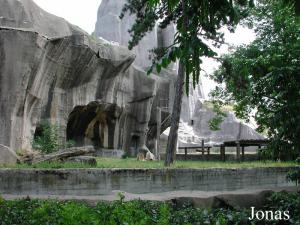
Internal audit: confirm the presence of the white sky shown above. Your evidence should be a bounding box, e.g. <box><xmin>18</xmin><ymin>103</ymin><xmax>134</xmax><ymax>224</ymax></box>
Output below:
<box><xmin>33</xmin><ymin>0</ymin><xmax>101</xmax><ymax>34</ymax></box>
<box><xmin>32</xmin><ymin>0</ymin><xmax>255</xmax><ymax>98</ymax></box>
<box><xmin>201</xmin><ymin>26</ymin><xmax>256</xmax><ymax>97</ymax></box>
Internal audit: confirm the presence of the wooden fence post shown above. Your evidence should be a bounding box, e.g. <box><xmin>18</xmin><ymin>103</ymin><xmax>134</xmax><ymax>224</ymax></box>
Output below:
<box><xmin>236</xmin><ymin>141</ymin><xmax>241</xmax><ymax>162</ymax></box>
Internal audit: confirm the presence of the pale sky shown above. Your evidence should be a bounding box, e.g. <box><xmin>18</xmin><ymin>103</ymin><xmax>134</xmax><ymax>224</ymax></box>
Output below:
<box><xmin>201</xmin><ymin>26</ymin><xmax>256</xmax><ymax>97</ymax></box>
<box><xmin>32</xmin><ymin>0</ymin><xmax>255</xmax><ymax>98</ymax></box>
<box><xmin>33</xmin><ymin>0</ymin><xmax>102</xmax><ymax>34</ymax></box>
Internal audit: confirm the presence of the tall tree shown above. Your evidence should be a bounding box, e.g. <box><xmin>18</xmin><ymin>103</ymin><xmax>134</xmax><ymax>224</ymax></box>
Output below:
<box><xmin>211</xmin><ymin>0</ymin><xmax>300</xmax><ymax>160</ymax></box>
<box><xmin>165</xmin><ymin>0</ymin><xmax>187</xmax><ymax>166</ymax></box>
<box><xmin>120</xmin><ymin>0</ymin><xmax>253</xmax><ymax>166</ymax></box>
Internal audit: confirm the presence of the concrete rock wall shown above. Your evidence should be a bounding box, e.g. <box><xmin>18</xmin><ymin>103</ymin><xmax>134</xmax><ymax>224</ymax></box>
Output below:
<box><xmin>0</xmin><ymin>0</ymin><xmax>265</xmax><ymax>164</ymax></box>
<box><xmin>94</xmin><ymin>0</ymin><xmax>177</xmax><ymax>71</ymax></box>
<box><xmin>0</xmin><ymin>145</ymin><xmax>19</xmax><ymax>165</ymax></box>
<box><xmin>0</xmin><ymin>167</ymin><xmax>296</xmax><ymax>196</ymax></box>
<box><xmin>0</xmin><ymin>0</ymin><xmax>175</xmax><ymax>159</ymax></box>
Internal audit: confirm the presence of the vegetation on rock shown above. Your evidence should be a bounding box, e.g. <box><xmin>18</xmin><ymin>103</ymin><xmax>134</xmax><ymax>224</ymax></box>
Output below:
<box><xmin>32</xmin><ymin>121</ymin><xmax>75</xmax><ymax>154</ymax></box>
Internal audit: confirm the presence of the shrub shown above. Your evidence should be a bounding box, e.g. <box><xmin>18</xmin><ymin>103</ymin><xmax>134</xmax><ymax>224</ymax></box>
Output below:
<box><xmin>1</xmin><ymin>192</ymin><xmax>300</xmax><ymax>225</ymax></box>
<box><xmin>32</xmin><ymin>121</ymin><xmax>75</xmax><ymax>154</ymax></box>
<box><xmin>264</xmin><ymin>191</ymin><xmax>300</xmax><ymax>225</ymax></box>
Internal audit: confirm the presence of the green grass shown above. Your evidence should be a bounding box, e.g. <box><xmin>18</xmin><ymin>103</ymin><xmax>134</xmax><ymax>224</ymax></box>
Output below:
<box><xmin>96</xmin><ymin>158</ymin><xmax>299</xmax><ymax>169</ymax></box>
<box><xmin>2</xmin><ymin>158</ymin><xmax>299</xmax><ymax>169</ymax></box>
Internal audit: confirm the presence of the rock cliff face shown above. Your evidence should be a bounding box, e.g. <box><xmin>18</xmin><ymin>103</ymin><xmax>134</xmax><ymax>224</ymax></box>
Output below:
<box><xmin>94</xmin><ymin>0</ymin><xmax>265</xmax><ymax>149</ymax></box>
<box><xmin>162</xmin><ymin>103</ymin><xmax>265</xmax><ymax>149</ymax></box>
<box><xmin>0</xmin><ymin>0</ymin><xmax>264</xmax><ymax>164</ymax></box>
<box><xmin>94</xmin><ymin>0</ymin><xmax>262</xmax><ymax>149</ymax></box>
<box><xmin>94</xmin><ymin>0</ymin><xmax>177</xmax><ymax>72</ymax></box>
<box><xmin>94</xmin><ymin>0</ymin><xmax>178</xmax><ymax>150</ymax></box>
<box><xmin>0</xmin><ymin>0</ymin><xmax>175</xmax><ymax>160</ymax></box>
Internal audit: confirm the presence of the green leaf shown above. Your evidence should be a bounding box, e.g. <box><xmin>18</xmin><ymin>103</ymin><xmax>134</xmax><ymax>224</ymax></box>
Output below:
<box><xmin>156</xmin><ymin>64</ymin><xmax>162</xmax><ymax>73</ymax></box>
<box><xmin>147</xmin><ymin>66</ymin><xmax>153</xmax><ymax>75</ymax></box>
<box><xmin>162</xmin><ymin>58</ymin><xmax>171</xmax><ymax>68</ymax></box>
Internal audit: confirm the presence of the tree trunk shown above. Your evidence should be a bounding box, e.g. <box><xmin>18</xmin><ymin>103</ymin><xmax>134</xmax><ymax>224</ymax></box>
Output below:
<box><xmin>165</xmin><ymin>0</ymin><xmax>187</xmax><ymax>167</ymax></box>
<box><xmin>31</xmin><ymin>147</ymin><xmax>95</xmax><ymax>164</ymax></box>
<box><xmin>164</xmin><ymin>60</ymin><xmax>185</xmax><ymax>166</ymax></box>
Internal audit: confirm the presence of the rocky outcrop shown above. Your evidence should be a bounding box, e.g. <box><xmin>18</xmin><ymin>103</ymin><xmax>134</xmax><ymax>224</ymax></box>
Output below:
<box><xmin>66</xmin><ymin>101</ymin><xmax>126</xmax><ymax>149</ymax></box>
<box><xmin>0</xmin><ymin>0</ymin><xmax>131</xmax><ymax>152</ymax></box>
<box><xmin>191</xmin><ymin>103</ymin><xmax>264</xmax><ymax>144</ymax></box>
<box><xmin>94</xmin><ymin>0</ymin><xmax>177</xmax><ymax>72</ymax></box>
<box><xmin>94</xmin><ymin>0</ymin><xmax>264</xmax><ymax>151</ymax></box>
<box><xmin>95</xmin><ymin>0</ymin><xmax>178</xmax><ymax>153</ymax></box>
<box><xmin>0</xmin><ymin>0</ymin><xmax>264</xmax><ymax>165</ymax></box>
<box><xmin>160</xmin><ymin>102</ymin><xmax>265</xmax><ymax>150</ymax></box>
<box><xmin>0</xmin><ymin>145</ymin><xmax>19</xmax><ymax>165</ymax></box>
<box><xmin>175</xmin><ymin>102</ymin><xmax>265</xmax><ymax>147</ymax></box>
<box><xmin>0</xmin><ymin>0</ymin><xmax>175</xmax><ymax>158</ymax></box>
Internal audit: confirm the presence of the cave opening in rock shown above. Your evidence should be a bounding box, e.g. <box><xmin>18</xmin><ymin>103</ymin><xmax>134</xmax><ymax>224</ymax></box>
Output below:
<box><xmin>66</xmin><ymin>101</ymin><xmax>125</xmax><ymax>150</ymax></box>
<box><xmin>131</xmin><ymin>135</ymin><xmax>140</xmax><ymax>155</ymax></box>
<box><xmin>34</xmin><ymin>125</ymin><xmax>44</xmax><ymax>139</ymax></box>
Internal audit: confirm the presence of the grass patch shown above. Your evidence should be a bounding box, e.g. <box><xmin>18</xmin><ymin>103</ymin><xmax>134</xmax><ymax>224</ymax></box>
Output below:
<box><xmin>96</xmin><ymin>158</ymin><xmax>299</xmax><ymax>169</ymax></box>
<box><xmin>3</xmin><ymin>158</ymin><xmax>299</xmax><ymax>169</ymax></box>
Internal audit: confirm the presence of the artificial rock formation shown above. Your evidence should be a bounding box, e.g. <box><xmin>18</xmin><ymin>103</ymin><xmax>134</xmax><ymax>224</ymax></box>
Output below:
<box><xmin>161</xmin><ymin>102</ymin><xmax>265</xmax><ymax>150</ymax></box>
<box><xmin>0</xmin><ymin>144</ymin><xmax>19</xmax><ymax>165</ymax></box>
<box><xmin>0</xmin><ymin>0</ymin><xmax>175</xmax><ymax>161</ymax></box>
<box><xmin>0</xmin><ymin>0</ymin><xmax>264</xmax><ymax>165</ymax></box>
<box><xmin>0</xmin><ymin>0</ymin><xmax>131</xmax><ymax>153</ymax></box>
<box><xmin>94</xmin><ymin>0</ymin><xmax>177</xmax><ymax>71</ymax></box>
<box><xmin>94</xmin><ymin>0</ymin><xmax>264</xmax><ymax>150</ymax></box>
<box><xmin>66</xmin><ymin>101</ymin><xmax>126</xmax><ymax>149</ymax></box>
<box><xmin>95</xmin><ymin>0</ymin><xmax>179</xmax><ymax>153</ymax></box>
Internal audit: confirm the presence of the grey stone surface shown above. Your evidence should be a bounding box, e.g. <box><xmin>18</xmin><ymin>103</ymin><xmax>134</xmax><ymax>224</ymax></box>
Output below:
<box><xmin>0</xmin><ymin>144</ymin><xmax>19</xmax><ymax>165</ymax></box>
<box><xmin>188</xmin><ymin>102</ymin><xmax>265</xmax><ymax>145</ymax></box>
<box><xmin>0</xmin><ymin>0</ymin><xmax>74</xmax><ymax>38</ymax></box>
<box><xmin>145</xmin><ymin>150</ymin><xmax>155</xmax><ymax>160</ymax></box>
<box><xmin>0</xmin><ymin>0</ymin><xmax>175</xmax><ymax>157</ymax></box>
<box><xmin>2</xmin><ymin>187</ymin><xmax>298</xmax><ymax>208</ymax></box>
<box><xmin>94</xmin><ymin>0</ymin><xmax>177</xmax><ymax>71</ymax></box>
<box><xmin>172</xmin><ymin>188</ymin><xmax>299</xmax><ymax>209</ymax></box>
<box><xmin>0</xmin><ymin>167</ymin><xmax>297</xmax><ymax>196</ymax></box>
<box><xmin>95</xmin><ymin>148</ymin><xmax>124</xmax><ymax>158</ymax></box>
<box><xmin>0</xmin><ymin>0</ymin><xmax>265</xmax><ymax>162</ymax></box>
<box><xmin>160</xmin><ymin>103</ymin><xmax>266</xmax><ymax>151</ymax></box>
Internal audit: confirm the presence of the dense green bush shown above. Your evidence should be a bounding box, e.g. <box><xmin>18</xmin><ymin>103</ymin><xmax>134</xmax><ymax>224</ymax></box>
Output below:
<box><xmin>264</xmin><ymin>191</ymin><xmax>300</xmax><ymax>225</ymax></box>
<box><xmin>0</xmin><ymin>191</ymin><xmax>299</xmax><ymax>225</ymax></box>
<box><xmin>32</xmin><ymin>121</ymin><xmax>75</xmax><ymax>154</ymax></box>
<box><xmin>211</xmin><ymin>0</ymin><xmax>300</xmax><ymax>160</ymax></box>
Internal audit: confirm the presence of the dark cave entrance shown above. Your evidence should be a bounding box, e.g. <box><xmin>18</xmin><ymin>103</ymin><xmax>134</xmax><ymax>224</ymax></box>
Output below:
<box><xmin>66</xmin><ymin>104</ymin><xmax>104</xmax><ymax>148</ymax></box>
<box><xmin>131</xmin><ymin>135</ymin><xmax>140</xmax><ymax>155</ymax></box>
<box><xmin>66</xmin><ymin>101</ymin><xmax>124</xmax><ymax>149</ymax></box>
<box><xmin>34</xmin><ymin>124</ymin><xmax>44</xmax><ymax>139</ymax></box>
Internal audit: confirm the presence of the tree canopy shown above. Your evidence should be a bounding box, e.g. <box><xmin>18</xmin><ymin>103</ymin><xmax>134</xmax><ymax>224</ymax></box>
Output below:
<box><xmin>121</xmin><ymin>0</ymin><xmax>253</xmax><ymax>93</ymax></box>
<box><xmin>211</xmin><ymin>0</ymin><xmax>300</xmax><ymax>160</ymax></box>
